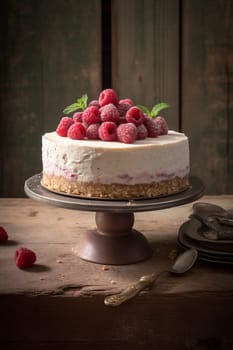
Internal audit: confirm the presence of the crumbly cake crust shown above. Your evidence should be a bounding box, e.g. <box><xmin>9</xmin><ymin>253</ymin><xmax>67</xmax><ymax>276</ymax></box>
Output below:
<box><xmin>42</xmin><ymin>173</ymin><xmax>190</xmax><ymax>199</ymax></box>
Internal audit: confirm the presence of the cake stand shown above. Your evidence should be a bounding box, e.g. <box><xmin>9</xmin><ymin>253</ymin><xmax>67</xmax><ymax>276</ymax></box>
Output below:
<box><xmin>24</xmin><ymin>174</ymin><xmax>204</xmax><ymax>265</ymax></box>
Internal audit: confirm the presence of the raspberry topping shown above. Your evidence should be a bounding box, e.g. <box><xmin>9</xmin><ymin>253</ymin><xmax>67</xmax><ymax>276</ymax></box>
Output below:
<box><xmin>136</xmin><ymin>124</ymin><xmax>148</xmax><ymax>140</ymax></box>
<box><xmin>82</xmin><ymin>106</ymin><xmax>101</xmax><ymax>125</ymax></box>
<box><xmin>15</xmin><ymin>247</ymin><xmax>36</xmax><ymax>269</ymax></box>
<box><xmin>155</xmin><ymin>116</ymin><xmax>169</xmax><ymax>135</ymax></box>
<box><xmin>117</xmin><ymin>103</ymin><xmax>131</xmax><ymax>117</ymax></box>
<box><xmin>99</xmin><ymin>88</ymin><xmax>119</xmax><ymax>107</ymax></box>
<box><xmin>117</xmin><ymin>123</ymin><xmax>137</xmax><ymax>144</ymax></box>
<box><xmin>86</xmin><ymin>123</ymin><xmax>100</xmax><ymax>140</ymax></box>
<box><xmin>126</xmin><ymin>106</ymin><xmax>145</xmax><ymax>126</ymax></box>
<box><xmin>119</xmin><ymin>98</ymin><xmax>134</xmax><ymax>106</ymax></box>
<box><xmin>144</xmin><ymin>116</ymin><xmax>160</xmax><ymax>137</ymax></box>
<box><xmin>118</xmin><ymin>116</ymin><xmax>127</xmax><ymax>124</ymax></box>
<box><xmin>58</xmin><ymin>90</ymin><xmax>170</xmax><ymax>143</ymax></box>
<box><xmin>67</xmin><ymin>122</ymin><xmax>86</xmax><ymax>140</ymax></box>
<box><xmin>0</xmin><ymin>226</ymin><xmax>8</xmax><ymax>243</ymax></box>
<box><xmin>56</xmin><ymin>117</ymin><xmax>74</xmax><ymax>137</ymax></box>
<box><xmin>98</xmin><ymin>122</ymin><xmax>117</xmax><ymax>141</ymax></box>
<box><xmin>100</xmin><ymin>103</ymin><xmax>120</xmax><ymax>123</ymax></box>
<box><xmin>88</xmin><ymin>100</ymin><xmax>100</xmax><ymax>108</ymax></box>
<box><xmin>73</xmin><ymin>111</ymin><xmax>83</xmax><ymax>123</ymax></box>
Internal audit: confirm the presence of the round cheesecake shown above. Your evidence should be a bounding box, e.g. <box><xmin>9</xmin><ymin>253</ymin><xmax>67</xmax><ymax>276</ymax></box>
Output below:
<box><xmin>41</xmin><ymin>130</ymin><xmax>190</xmax><ymax>199</ymax></box>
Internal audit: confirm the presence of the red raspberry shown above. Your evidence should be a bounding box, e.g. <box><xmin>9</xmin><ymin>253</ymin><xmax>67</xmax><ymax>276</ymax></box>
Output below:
<box><xmin>73</xmin><ymin>111</ymin><xmax>83</xmax><ymax>123</ymax></box>
<box><xmin>56</xmin><ymin>117</ymin><xmax>74</xmax><ymax>137</ymax></box>
<box><xmin>117</xmin><ymin>103</ymin><xmax>131</xmax><ymax>117</ymax></box>
<box><xmin>88</xmin><ymin>100</ymin><xmax>100</xmax><ymax>108</ymax></box>
<box><xmin>144</xmin><ymin>116</ymin><xmax>159</xmax><ymax>137</ymax></box>
<box><xmin>98</xmin><ymin>122</ymin><xmax>117</xmax><ymax>141</ymax></box>
<box><xmin>67</xmin><ymin>122</ymin><xmax>86</xmax><ymax>140</ymax></box>
<box><xmin>86</xmin><ymin>123</ymin><xmax>100</xmax><ymax>140</ymax></box>
<box><xmin>155</xmin><ymin>116</ymin><xmax>169</xmax><ymax>135</ymax></box>
<box><xmin>126</xmin><ymin>106</ymin><xmax>145</xmax><ymax>126</ymax></box>
<box><xmin>118</xmin><ymin>116</ymin><xmax>127</xmax><ymax>124</ymax></box>
<box><xmin>0</xmin><ymin>226</ymin><xmax>8</xmax><ymax>243</ymax></box>
<box><xmin>82</xmin><ymin>106</ymin><xmax>100</xmax><ymax>125</ymax></box>
<box><xmin>119</xmin><ymin>98</ymin><xmax>134</xmax><ymax>106</ymax></box>
<box><xmin>136</xmin><ymin>124</ymin><xmax>148</xmax><ymax>140</ymax></box>
<box><xmin>15</xmin><ymin>247</ymin><xmax>36</xmax><ymax>269</ymax></box>
<box><xmin>117</xmin><ymin>123</ymin><xmax>137</xmax><ymax>144</ymax></box>
<box><xmin>99</xmin><ymin>88</ymin><xmax>119</xmax><ymax>107</ymax></box>
<box><xmin>100</xmin><ymin>103</ymin><xmax>120</xmax><ymax>123</ymax></box>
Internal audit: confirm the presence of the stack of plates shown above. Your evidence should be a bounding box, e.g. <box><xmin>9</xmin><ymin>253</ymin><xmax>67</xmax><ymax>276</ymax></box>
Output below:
<box><xmin>178</xmin><ymin>219</ymin><xmax>233</xmax><ymax>264</ymax></box>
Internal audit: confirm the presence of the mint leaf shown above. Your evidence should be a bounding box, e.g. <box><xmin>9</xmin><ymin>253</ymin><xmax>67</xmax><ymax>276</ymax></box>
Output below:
<box><xmin>81</xmin><ymin>94</ymin><xmax>88</xmax><ymax>109</ymax></box>
<box><xmin>151</xmin><ymin>102</ymin><xmax>170</xmax><ymax>118</ymax></box>
<box><xmin>137</xmin><ymin>105</ymin><xmax>151</xmax><ymax>115</ymax></box>
<box><xmin>77</xmin><ymin>93</ymin><xmax>88</xmax><ymax>110</ymax></box>
<box><xmin>63</xmin><ymin>102</ymin><xmax>80</xmax><ymax>114</ymax></box>
<box><xmin>63</xmin><ymin>93</ymin><xmax>88</xmax><ymax>114</ymax></box>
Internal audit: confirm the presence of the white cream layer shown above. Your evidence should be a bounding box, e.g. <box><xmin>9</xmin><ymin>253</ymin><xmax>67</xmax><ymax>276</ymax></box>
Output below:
<box><xmin>42</xmin><ymin>131</ymin><xmax>190</xmax><ymax>185</ymax></box>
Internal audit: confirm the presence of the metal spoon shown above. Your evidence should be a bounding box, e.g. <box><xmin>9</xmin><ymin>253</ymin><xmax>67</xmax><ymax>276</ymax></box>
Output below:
<box><xmin>104</xmin><ymin>248</ymin><xmax>198</xmax><ymax>306</ymax></box>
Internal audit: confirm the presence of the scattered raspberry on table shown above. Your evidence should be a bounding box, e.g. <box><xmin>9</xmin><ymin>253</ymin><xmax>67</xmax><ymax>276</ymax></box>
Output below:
<box><xmin>15</xmin><ymin>247</ymin><xmax>37</xmax><ymax>269</ymax></box>
<box><xmin>0</xmin><ymin>226</ymin><xmax>8</xmax><ymax>243</ymax></box>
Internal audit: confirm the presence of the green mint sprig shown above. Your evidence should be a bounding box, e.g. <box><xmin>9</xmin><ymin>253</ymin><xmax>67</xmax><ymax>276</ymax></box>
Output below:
<box><xmin>63</xmin><ymin>94</ymin><xmax>88</xmax><ymax>114</ymax></box>
<box><xmin>137</xmin><ymin>102</ymin><xmax>170</xmax><ymax>118</ymax></box>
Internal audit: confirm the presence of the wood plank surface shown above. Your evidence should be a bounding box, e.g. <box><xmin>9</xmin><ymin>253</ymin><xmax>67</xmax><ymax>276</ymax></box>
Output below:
<box><xmin>0</xmin><ymin>197</ymin><xmax>233</xmax><ymax>349</ymax></box>
<box><xmin>112</xmin><ymin>0</ymin><xmax>180</xmax><ymax>130</ymax></box>
<box><xmin>0</xmin><ymin>0</ymin><xmax>233</xmax><ymax>198</ymax></box>
<box><xmin>182</xmin><ymin>0</ymin><xmax>233</xmax><ymax>194</ymax></box>
<box><xmin>1</xmin><ymin>196</ymin><xmax>233</xmax><ymax>295</ymax></box>
<box><xmin>0</xmin><ymin>0</ymin><xmax>102</xmax><ymax>197</ymax></box>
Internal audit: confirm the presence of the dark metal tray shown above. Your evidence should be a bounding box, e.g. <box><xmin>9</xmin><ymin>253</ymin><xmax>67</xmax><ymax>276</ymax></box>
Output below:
<box><xmin>25</xmin><ymin>174</ymin><xmax>204</xmax><ymax>213</ymax></box>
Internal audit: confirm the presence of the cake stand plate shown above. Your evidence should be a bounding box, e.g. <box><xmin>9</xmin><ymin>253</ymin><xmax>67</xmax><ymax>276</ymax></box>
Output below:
<box><xmin>24</xmin><ymin>174</ymin><xmax>204</xmax><ymax>265</ymax></box>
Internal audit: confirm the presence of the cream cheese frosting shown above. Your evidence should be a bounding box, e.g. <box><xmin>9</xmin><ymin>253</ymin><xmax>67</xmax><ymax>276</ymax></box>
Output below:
<box><xmin>42</xmin><ymin>131</ymin><xmax>190</xmax><ymax>186</ymax></box>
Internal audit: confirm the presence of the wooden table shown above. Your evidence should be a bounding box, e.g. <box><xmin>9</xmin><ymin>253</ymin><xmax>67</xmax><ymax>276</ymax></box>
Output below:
<box><xmin>0</xmin><ymin>196</ymin><xmax>233</xmax><ymax>349</ymax></box>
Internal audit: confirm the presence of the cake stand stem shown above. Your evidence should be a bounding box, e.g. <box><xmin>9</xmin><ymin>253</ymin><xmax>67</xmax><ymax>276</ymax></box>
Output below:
<box><xmin>77</xmin><ymin>212</ymin><xmax>153</xmax><ymax>265</ymax></box>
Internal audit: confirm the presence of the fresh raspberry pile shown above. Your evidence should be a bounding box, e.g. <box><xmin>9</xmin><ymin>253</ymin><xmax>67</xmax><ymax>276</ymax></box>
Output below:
<box><xmin>56</xmin><ymin>88</ymin><xmax>169</xmax><ymax>144</ymax></box>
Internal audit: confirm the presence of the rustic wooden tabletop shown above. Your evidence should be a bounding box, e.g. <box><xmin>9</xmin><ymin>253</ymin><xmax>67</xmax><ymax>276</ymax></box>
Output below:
<box><xmin>0</xmin><ymin>196</ymin><xmax>233</xmax><ymax>349</ymax></box>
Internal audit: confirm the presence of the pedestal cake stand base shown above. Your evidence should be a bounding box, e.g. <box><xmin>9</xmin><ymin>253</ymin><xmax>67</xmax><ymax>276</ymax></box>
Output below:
<box><xmin>25</xmin><ymin>174</ymin><xmax>204</xmax><ymax>265</ymax></box>
<box><xmin>76</xmin><ymin>212</ymin><xmax>152</xmax><ymax>264</ymax></box>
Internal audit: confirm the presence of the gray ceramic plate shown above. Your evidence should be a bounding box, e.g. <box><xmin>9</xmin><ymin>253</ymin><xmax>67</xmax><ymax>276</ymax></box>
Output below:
<box><xmin>182</xmin><ymin>219</ymin><xmax>233</xmax><ymax>252</ymax></box>
<box><xmin>177</xmin><ymin>239</ymin><xmax>233</xmax><ymax>265</ymax></box>
<box><xmin>178</xmin><ymin>220</ymin><xmax>233</xmax><ymax>255</ymax></box>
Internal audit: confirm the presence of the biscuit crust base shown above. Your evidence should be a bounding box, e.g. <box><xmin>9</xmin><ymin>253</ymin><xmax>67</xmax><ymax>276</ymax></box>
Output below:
<box><xmin>42</xmin><ymin>173</ymin><xmax>190</xmax><ymax>199</ymax></box>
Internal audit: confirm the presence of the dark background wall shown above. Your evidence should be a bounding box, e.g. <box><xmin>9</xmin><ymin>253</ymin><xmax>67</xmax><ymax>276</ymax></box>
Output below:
<box><xmin>0</xmin><ymin>0</ymin><xmax>232</xmax><ymax>197</ymax></box>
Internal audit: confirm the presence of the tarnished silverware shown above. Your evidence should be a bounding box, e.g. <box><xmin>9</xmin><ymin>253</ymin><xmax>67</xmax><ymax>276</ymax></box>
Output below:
<box><xmin>104</xmin><ymin>249</ymin><xmax>198</xmax><ymax>306</ymax></box>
